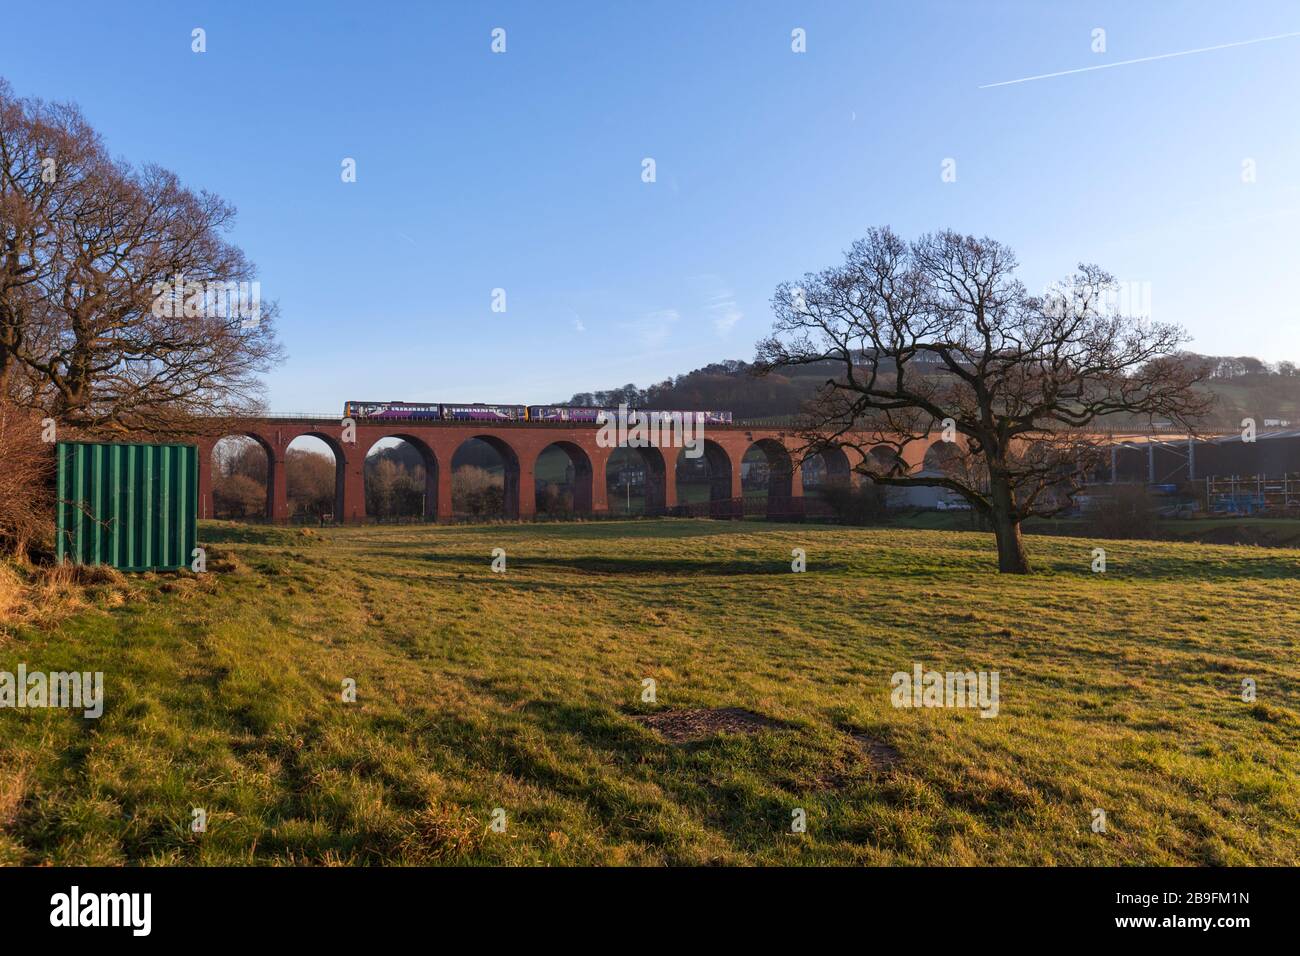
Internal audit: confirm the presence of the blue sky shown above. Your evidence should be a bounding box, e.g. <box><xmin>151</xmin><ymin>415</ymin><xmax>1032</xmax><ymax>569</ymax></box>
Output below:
<box><xmin>3</xmin><ymin>1</ymin><xmax>1298</xmax><ymax>412</ymax></box>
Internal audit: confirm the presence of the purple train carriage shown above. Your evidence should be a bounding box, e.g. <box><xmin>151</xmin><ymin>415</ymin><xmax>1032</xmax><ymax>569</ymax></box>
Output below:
<box><xmin>526</xmin><ymin>406</ymin><xmax>733</xmax><ymax>424</ymax></box>
<box><xmin>342</xmin><ymin>401</ymin><xmax>524</xmax><ymax>422</ymax></box>
<box><xmin>525</xmin><ymin>405</ymin><xmax>605</xmax><ymax>423</ymax></box>
<box><xmin>441</xmin><ymin>404</ymin><xmax>525</xmax><ymax>422</ymax></box>
<box><xmin>342</xmin><ymin>401</ymin><xmax>732</xmax><ymax>425</ymax></box>
<box><xmin>342</xmin><ymin>401</ymin><xmax>441</xmax><ymax>421</ymax></box>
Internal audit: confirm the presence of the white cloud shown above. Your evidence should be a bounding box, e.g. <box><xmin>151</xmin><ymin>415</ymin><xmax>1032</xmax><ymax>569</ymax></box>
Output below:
<box><xmin>626</xmin><ymin>308</ymin><xmax>680</xmax><ymax>348</ymax></box>
<box><xmin>710</xmin><ymin>297</ymin><xmax>743</xmax><ymax>336</ymax></box>
<box><xmin>691</xmin><ymin>275</ymin><xmax>744</xmax><ymax>337</ymax></box>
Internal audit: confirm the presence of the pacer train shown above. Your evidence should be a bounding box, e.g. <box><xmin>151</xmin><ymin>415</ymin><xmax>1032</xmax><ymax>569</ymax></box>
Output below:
<box><xmin>342</xmin><ymin>401</ymin><xmax>733</xmax><ymax>424</ymax></box>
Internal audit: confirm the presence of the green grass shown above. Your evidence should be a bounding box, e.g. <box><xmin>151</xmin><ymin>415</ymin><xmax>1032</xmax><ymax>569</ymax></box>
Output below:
<box><xmin>2</xmin><ymin>519</ymin><xmax>1298</xmax><ymax>865</ymax></box>
<box><xmin>891</xmin><ymin>510</ymin><xmax>1300</xmax><ymax>548</ymax></box>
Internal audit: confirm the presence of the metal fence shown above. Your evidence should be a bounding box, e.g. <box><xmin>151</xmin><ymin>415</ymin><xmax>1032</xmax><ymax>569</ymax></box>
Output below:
<box><xmin>1204</xmin><ymin>474</ymin><xmax>1300</xmax><ymax>515</ymax></box>
<box><xmin>56</xmin><ymin>441</ymin><xmax>198</xmax><ymax>571</ymax></box>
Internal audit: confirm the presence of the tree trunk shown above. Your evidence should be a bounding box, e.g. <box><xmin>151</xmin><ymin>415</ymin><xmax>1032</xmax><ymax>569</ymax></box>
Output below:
<box><xmin>989</xmin><ymin>471</ymin><xmax>1031</xmax><ymax>573</ymax></box>
<box><xmin>992</xmin><ymin>511</ymin><xmax>1030</xmax><ymax>574</ymax></box>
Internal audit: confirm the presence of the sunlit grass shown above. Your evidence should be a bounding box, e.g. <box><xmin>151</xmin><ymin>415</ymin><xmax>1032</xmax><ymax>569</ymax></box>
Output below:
<box><xmin>1</xmin><ymin>519</ymin><xmax>1297</xmax><ymax>865</ymax></box>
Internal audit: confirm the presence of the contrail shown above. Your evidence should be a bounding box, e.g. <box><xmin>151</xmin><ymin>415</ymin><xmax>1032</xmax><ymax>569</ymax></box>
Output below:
<box><xmin>979</xmin><ymin>30</ymin><xmax>1300</xmax><ymax>89</ymax></box>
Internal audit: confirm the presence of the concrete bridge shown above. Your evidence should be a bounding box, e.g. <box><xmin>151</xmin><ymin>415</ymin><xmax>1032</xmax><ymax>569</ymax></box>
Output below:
<box><xmin>196</xmin><ymin>415</ymin><xmax>947</xmax><ymax>523</ymax></box>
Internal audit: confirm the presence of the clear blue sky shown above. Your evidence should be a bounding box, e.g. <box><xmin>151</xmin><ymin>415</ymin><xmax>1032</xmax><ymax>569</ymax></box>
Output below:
<box><xmin>3</xmin><ymin>1</ymin><xmax>1298</xmax><ymax>412</ymax></box>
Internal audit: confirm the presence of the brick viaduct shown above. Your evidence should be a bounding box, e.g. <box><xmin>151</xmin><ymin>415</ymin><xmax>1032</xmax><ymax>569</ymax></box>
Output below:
<box><xmin>195</xmin><ymin>416</ymin><xmax>948</xmax><ymax>523</ymax></box>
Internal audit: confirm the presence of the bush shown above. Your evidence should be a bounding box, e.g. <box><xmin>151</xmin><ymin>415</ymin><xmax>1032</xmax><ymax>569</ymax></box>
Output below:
<box><xmin>819</xmin><ymin>482</ymin><xmax>890</xmax><ymax>525</ymax></box>
<box><xmin>1084</xmin><ymin>484</ymin><xmax>1159</xmax><ymax>539</ymax></box>
<box><xmin>452</xmin><ymin>466</ymin><xmax>504</xmax><ymax>516</ymax></box>
<box><xmin>213</xmin><ymin>473</ymin><xmax>268</xmax><ymax>519</ymax></box>
<box><xmin>287</xmin><ymin>448</ymin><xmax>338</xmax><ymax>518</ymax></box>
<box><xmin>536</xmin><ymin>482</ymin><xmax>573</xmax><ymax>517</ymax></box>
<box><xmin>0</xmin><ymin>403</ymin><xmax>54</xmax><ymax>559</ymax></box>
<box><xmin>365</xmin><ymin>456</ymin><xmax>424</xmax><ymax>518</ymax></box>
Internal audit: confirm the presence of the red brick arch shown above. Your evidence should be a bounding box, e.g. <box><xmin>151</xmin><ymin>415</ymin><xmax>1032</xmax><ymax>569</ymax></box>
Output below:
<box><xmin>357</xmin><ymin>433</ymin><xmax>438</xmax><ymax>520</ymax></box>
<box><xmin>534</xmin><ymin>440</ymin><xmax>595</xmax><ymax>515</ymax></box>
<box><xmin>742</xmin><ymin>438</ymin><xmax>796</xmax><ymax>517</ymax></box>
<box><xmin>196</xmin><ymin>417</ymin><xmax>959</xmax><ymax>523</ymax></box>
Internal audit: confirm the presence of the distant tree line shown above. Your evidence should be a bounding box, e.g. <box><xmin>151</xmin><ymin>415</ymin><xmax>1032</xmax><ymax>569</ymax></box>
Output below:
<box><xmin>566</xmin><ymin>360</ymin><xmax>824</xmax><ymax>419</ymax></box>
<box><xmin>1199</xmin><ymin>355</ymin><xmax>1298</xmax><ymax>379</ymax></box>
<box><xmin>568</xmin><ymin>351</ymin><xmax>1300</xmax><ymax>426</ymax></box>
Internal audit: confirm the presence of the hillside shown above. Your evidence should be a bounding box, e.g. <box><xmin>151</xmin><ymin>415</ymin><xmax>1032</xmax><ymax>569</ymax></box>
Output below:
<box><xmin>567</xmin><ymin>354</ymin><xmax>1300</xmax><ymax>427</ymax></box>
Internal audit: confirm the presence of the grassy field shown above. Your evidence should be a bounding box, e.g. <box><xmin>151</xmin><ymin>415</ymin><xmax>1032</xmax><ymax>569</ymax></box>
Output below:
<box><xmin>2</xmin><ymin>519</ymin><xmax>1298</xmax><ymax>865</ymax></box>
<box><xmin>896</xmin><ymin>510</ymin><xmax>1300</xmax><ymax>548</ymax></box>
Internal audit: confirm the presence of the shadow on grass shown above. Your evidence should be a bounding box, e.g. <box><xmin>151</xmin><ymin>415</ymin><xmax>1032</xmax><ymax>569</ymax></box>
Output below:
<box><xmin>207</xmin><ymin>518</ymin><xmax>1300</xmax><ymax>582</ymax></box>
<box><xmin>367</xmin><ymin>550</ymin><xmax>851</xmax><ymax>577</ymax></box>
<box><xmin>360</xmin><ymin>519</ymin><xmax>819</xmax><ymax>542</ymax></box>
<box><xmin>198</xmin><ymin>522</ymin><xmax>303</xmax><ymax>545</ymax></box>
<box><xmin>1033</xmin><ymin>551</ymin><xmax>1300</xmax><ymax>582</ymax></box>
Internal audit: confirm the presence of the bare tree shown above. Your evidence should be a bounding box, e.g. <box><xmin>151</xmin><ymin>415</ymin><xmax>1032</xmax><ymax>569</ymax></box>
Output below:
<box><xmin>756</xmin><ymin>227</ymin><xmax>1211</xmax><ymax>573</ymax></box>
<box><xmin>287</xmin><ymin>448</ymin><xmax>338</xmax><ymax>518</ymax></box>
<box><xmin>0</xmin><ymin>401</ymin><xmax>52</xmax><ymax>557</ymax></box>
<box><xmin>0</xmin><ymin>79</ymin><xmax>282</xmax><ymax>436</ymax></box>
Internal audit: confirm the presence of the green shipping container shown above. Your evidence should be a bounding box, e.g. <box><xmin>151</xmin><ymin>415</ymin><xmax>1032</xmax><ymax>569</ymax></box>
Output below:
<box><xmin>56</xmin><ymin>441</ymin><xmax>198</xmax><ymax>572</ymax></box>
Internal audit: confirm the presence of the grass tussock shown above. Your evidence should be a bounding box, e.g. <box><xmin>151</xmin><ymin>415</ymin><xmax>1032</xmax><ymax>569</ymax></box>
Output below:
<box><xmin>1</xmin><ymin>518</ymin><xmax>1297</xmax><ymax>865</ymax></box>
<box><xmin>0</xmin><ymin>559</ymin><xmax>147</xmax><ymax>637</ymax></box>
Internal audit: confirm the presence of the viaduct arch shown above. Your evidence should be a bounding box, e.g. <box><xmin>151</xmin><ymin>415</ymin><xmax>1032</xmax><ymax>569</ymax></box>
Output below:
<box><xmin>197</xmin><ymin>416</ymin><xmax>943</xmax><ymax>523</ymax></box>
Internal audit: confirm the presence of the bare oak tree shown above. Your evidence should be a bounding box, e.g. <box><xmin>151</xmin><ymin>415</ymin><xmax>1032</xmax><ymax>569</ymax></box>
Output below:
<box><xmin>0</xmin><ymin>79</ymin><xmax>283</xmax><ymax>435</ymax></box>
<box><xmin>756</xmin><ymin>227</ymin><xmax>1211</xmax><ymax>573</ymax></box>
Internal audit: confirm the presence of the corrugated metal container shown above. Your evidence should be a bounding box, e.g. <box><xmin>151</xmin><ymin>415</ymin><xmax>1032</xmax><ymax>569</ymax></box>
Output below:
<box><xmin>56</xmin><ymin>442</ymin><xmax>198</xmax><ymax>571</ymax></box>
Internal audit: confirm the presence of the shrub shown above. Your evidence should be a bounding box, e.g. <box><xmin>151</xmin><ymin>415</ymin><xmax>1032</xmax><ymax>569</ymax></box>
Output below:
<box><xmin>819</xmin><ymin>482</ymin><xmax>890</xmax><ymax>525</ymax></box>
<box><xmin>452</xmin><ymin>466</ymin><xmax>504</xmax><ymax>516</ymax></box>
<box><xmin>365</xmin><ymin>456</ymin><xmax>425</xmax><ymax>518</ymax></box>
<box><xmin>213</xmin><ymin>473</ymin><xmax>268</xmax><ymax>519</ymax></box>
<box><xmin>0</xmin><ymin>403</ymin><xmax>54</xmax><ymax>559</ymax></box>
<box><xmin>1084</xmin><ymin>484</ymin><xmax>1159</xmax><ymax>539</ymax></box>
<box><xmin>287</xmin><ymin>448</ymin><xmax>338</xmax><ymax>518</ymax></box>
<box><xmin>536</xmin><ymin>482</ymin><xmax>573</xmax><ymax>517</ymax></box>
